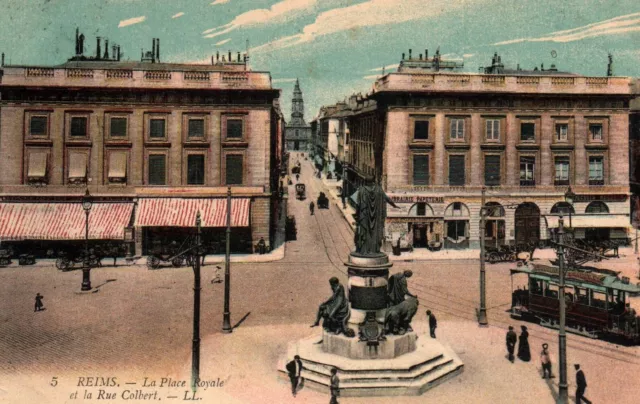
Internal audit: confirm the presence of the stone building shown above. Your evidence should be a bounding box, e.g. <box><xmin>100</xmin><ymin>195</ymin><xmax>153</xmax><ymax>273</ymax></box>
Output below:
<box><xmin>346</xmin><ymin>50</ymin><xmax>633</xmax><ymax>252</ymax></box>
<box><xmin>284</xmin><ymin>79</ymin><xmax>311</xmax><ymax>152</ymax></box>
<box><xmin>0</xmin><ymin>33</ymin><xmax>284</xmax><ymax>256</ymax></box>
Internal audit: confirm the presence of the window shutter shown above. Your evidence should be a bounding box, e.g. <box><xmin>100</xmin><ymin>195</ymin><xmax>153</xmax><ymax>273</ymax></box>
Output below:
<box><xmin>448</xmin><ymin>155</ymin><xmax>465</xmax><ymax>186</ymax></box>
<box><xmin>227</xmin><ymin>119</ymin><xmax>243</xmax><ymax>139</ymax></box>
<box><xmin>30</xmin><ymin>116</ymin><xmax>47</xmax><ymax>136</ymax></box>
<box><xmin>226</xmin><ymin>155</ymin><xmax>243</xmax><ymax>185</ymax></box>
<box><xmin>150</xmin><ymin>119</ymin><xmax>165</xmax><ymax>138</ymax></box>
<box><xmin>110</xmin><ymin>118</ymin><xmax>127</xmax><ymax>137</ymax></box>
<box><xmin>484</xmin><ymin>155</ymin><xmax>501</xmax><ymax>185</ymax></box>
<box><xmin>520</xmin><ymin>123</ymin><xmax>535</xmax><ymax>141</ymax></box>
<box><xmin>188</xmin><ymin>119</ymin><xmax>205</xmax><ymax>138</ymax></box>
<box><xmin>148</xmin><ymin>155</ymin><xmax>166</xmax><ymax>185</ymax></box>
<box><xmin>187</xmin><ymin>155</ymin><xmax>205</xmax><ymax>185</ymax></box>
<box><xmin>70</xmin><ymin>117</ymin><xmax>87</xmax><ymax>137</ymax></box>
<box><xmin>413</xmin><ymin>155</ymin><xmax>429</xmax><ymax>185</ymax></box>
<box><xmin>414</xmin><ymin>121</ymin><xmax>429</xmax><ymax>140</ymax></box>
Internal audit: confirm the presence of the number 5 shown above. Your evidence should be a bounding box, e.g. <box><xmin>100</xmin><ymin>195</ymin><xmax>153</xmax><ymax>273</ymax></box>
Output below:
<box><xmin>50</xmin><ymin>377</ymin><xmax>58</xmax><ymax>387</ymax></box>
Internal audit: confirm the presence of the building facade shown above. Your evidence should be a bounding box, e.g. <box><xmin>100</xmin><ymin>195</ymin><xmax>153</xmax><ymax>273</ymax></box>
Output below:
<box><xmin>0</xmin><ymin>35</ymin><xmax>284</xmax><ymax>256</ymax></box>
<box><xmin>284</xmin><ymin>79</ymin><xmax>311</xmax><ymax>152</ymax></box>
<box><xmin>347</xmin><ymin>52</ymin><xmax>633</xmax><ymax>252</ymax></box>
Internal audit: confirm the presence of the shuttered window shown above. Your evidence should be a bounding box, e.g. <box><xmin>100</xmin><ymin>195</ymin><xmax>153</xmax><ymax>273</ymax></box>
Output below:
<box><xmin>449</xmin><ymin>119</ymin><xmax>464</xmax><ymax>140</ymax></box>
<box><xmin>520</xmin><ymin>156</ymin><xmax>535</xmax><ymax>186</ymax></box>
<box><xmin>554</xmin><ymin>156</ymin><xmax>570</xmax><ymax>185</ymax></box>
<box><xmin>412</xmin><ymin>155</ymin><xmax>429</xmax><ymax>185</ymax></box>
<box><xmin>187</xmin><ymin>155</ymin><xmax>205</xmax><ymax>185</ymax></box>
<box><xmin>226</xmin><ymin>155</ymin><xmax>243</xmax><ymax>185</ymax></box>
<box><xmin>414</xmin><ymin>120</ymin><xmax>429</xmax><ymax>140</ymax></box>
<box><xmin>589</xmin><ymin>156</ymin><xmax>604</xmax><ymax>185</ymax></box>
<box><xmin>226</xmin><ymin>119</ymin><xmax>243</xmax><ymax>139</ymax></box>
<box><xmin>188</xmin><ymin>119</ymin><xmax>205</xmax><ymax>138</ymax></box>
<box><xmin>70</xmin><ymin>117</ymin><xmax>88</xmax><ymax>137</ymax></box>
<box><xmin>110</xmin><ymin>118</ymin><xmax>127</xmax><ymax>137</ymax></box>
<box><xmin>484</xmin><ymin>155</ymin><xmax>501</xmax><ymax>186</ymax></box>
<box><xmin>150</xmin><ymin>119</ymin><xmax>166</xmax><ymax>138</ymax></box>
<box><xmin>30</xmin><ymin>116</ymin><xmax>48</xmax><ymax>136</ymax></box>
<box><xmin>485</xmin><ymin>119</ymin><xmax>500</xmax><ymax>141</ymax></box>
<box><xmin>148</xmin><ymin>155</ymin><xmax>166</xmax><ymax>185</ymax></box>
<box><xmin>448</xmin><ymin>155</ymin><xmax>465</xmax><ymax>186</ymax></box>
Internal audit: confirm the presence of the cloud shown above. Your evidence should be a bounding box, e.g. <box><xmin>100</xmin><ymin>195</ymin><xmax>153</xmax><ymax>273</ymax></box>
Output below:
<box><xmin>118</xmin><ymin>16</ymin><xmax>146</xmax><ymax>28</ymax></box>
<box><xmin>211</xmin><ymin>0</ymin><xmax>231</xmax><ymax>4</ymax></box>
<box><xmin>494</xmin><ymin>12</ymin><xmax>640</xmax><ymax>45</ymax></box>
<box><xmin>250</xmin><ymin>0</ymin><xmax>469</xmax><ymax>53</ymax></box>
<box><xmin>215</xmin><ymin>38</ymin><xmax>231</xmax><ymax>46</ymax></box>
<box><xmin>363</xmin><ymin>74</ymin><xmax>381</xmax><ymax>80</ymax></box>
<box><xmin>272</xmin><ymin>78</ymin><xmax>298</xmax><ymax>83</ymax></box>
<box><xmin>368</xmin><ymin>63</ymin><xmax>399</xmax><ymax>72</ymax></box>
<box><xmin>172</xmin><ymin>12</ymin><xmax>185</xmax><ymax>19</ymax></box>
<box><xmin>203</xmin><ymin>0</ymin><xmax>317</xmax><ymax>38</ymax></box>
<box><xmin>463</xmin><ymin>53</ymin><xmax>475</xmax><ymax>58</ymax></box>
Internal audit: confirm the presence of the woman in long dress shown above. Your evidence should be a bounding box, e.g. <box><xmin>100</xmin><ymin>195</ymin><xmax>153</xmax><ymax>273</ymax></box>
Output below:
<box><xmin>517</xmin><ymin>325</ymin><xmax>531</xmax><ymax>362</ymax></box>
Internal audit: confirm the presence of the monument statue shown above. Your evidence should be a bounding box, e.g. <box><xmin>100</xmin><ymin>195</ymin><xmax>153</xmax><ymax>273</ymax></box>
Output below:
<box><xmin>354</xmin><ymin>179</ymin><xmax>399</xmax><ymax>256</ymax></box>
<box><xmin>384</xmin><ymin>296</ymin><xmax>419</xmax><ymax>335</ymax></box>
<box><xmin>387</xmin><ymin>270</ymin><xmax>417</xmax><ymax>306</ymax></box>
<box><xmin>311</xmin><ymin>277</ymin><xmax>352</xmax><ymax>336</ymax></box>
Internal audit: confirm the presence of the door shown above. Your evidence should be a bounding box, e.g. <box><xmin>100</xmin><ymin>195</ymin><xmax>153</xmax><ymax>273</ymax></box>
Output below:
<box><xmin>294</xmin><ymin>140</ymin><xmax>300</xmax><ymax>150</ymax></box>
<box><xmin>413</xmin><ymin>224</ymin><xmax>428</xmax><ymax>248</ymax></box>
<box><xmin>515</xmin><ymin>203</ymin><xmax>540</xmax><ymax>244</ymax></box>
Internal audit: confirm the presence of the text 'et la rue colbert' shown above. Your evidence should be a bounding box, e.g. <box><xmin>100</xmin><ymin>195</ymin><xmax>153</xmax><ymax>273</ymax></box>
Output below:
<box><xmin>71</xmin><ymin>376</ymin><xmax>226</xmax><ymax>400</ymax></box>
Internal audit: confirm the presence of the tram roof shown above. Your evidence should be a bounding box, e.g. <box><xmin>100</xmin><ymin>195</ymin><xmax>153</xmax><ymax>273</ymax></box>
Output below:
<box><xmin>511</xmin><ymin>264</ymin><xmax>640</xmax><ymax>294</ymax></box>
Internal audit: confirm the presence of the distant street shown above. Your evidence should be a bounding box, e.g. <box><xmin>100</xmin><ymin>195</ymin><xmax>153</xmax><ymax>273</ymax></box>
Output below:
<box><xmin>0</xmin><ymin>154</ymin><xmax>639</xmax><ymax>403</ymax></box>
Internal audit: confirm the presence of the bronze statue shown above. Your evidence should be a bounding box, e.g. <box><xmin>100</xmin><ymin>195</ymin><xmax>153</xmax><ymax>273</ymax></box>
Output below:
<box><xmin>384</xmin><ymin>296</ymin><xmax>419</xmax><ymax>335</ymax></box>
<box><xmin>387</xmin><ymin>270</ymin><xmax>416</xmax><ymax>306</ymax></box>
<box><xmin>354</xmin><ymin>178</ymin><xmax>398</xmax><ymax>256</ymax></box>
<box><xmin>311</xmin><ymin>277</ymin><xmax>352</xmax><ymax>336</ymax></box>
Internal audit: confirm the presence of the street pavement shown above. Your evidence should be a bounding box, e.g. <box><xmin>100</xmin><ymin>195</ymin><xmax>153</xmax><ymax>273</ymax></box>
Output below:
<box><xmin>0</xmin><ymin>153</ymin><xmax>639</xmax><ymax>403</ymax></box>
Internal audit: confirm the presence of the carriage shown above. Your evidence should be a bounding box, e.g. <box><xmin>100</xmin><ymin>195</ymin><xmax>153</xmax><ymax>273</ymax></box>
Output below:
<box><xmin>510</xmin><ymin>263</ymin><xmax>640</xmax><ymax>343</ymax></box>
<box><xmin>317</xmin><ymin>192</ymin><xmax>329</xmax><ymax>209</ymax></box>
<box><xmin>0</xmin><ymin>247</ymin><xmax>13</xmax><ymax>266</ymax></box>
<box><xmin>295</xmin><ymin>183</ymin><xmax>306</xmax><ymax>200</ymax></box>
<box><xmin>146</xmin><ymin>239</ymin><xmax>196</xmax><ymax>270</ymax></box>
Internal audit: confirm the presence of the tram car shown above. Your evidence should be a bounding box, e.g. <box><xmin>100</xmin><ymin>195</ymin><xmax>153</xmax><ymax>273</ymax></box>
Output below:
<box><xmin>510</xmin><ymin>263</ymin><xmax>640</xmax><ymax>343</ymax></box>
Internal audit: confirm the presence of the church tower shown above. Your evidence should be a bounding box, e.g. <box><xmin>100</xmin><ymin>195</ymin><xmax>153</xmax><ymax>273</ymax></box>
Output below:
<box><xmin>285</xmin><ymin>78</ymin><xmax>311</xmax><ymax>151</ymax></box>
<box><xmin>290</xmin><ymin>78</ymin><xmax>306</xmax><ymax>126</ymax></box>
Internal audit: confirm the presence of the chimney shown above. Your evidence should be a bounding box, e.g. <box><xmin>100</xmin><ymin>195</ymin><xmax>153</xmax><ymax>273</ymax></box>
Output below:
<box><xmin>96</xmin><ymin>37</ymin><xmax>101</xmax><ymax>59</ymax></box>
<box><xmin>425</xmin><ymin>49</ymin><xmax>428</xmax><ymax>59</ymax></box>
<box><xmin>402</xmin><ymin>52</ymin><xmax>405</xmax><ymax>60</ymax></box>
<box><xmin>156</xmin><ymin>38</ymin><xmax>160</xmax><ymax>62</ymax></box>
<box><xmin>152</xmin><ymin>38</ymin><xmax>156</xmax><ymax>63</ymax></box>
<box><xmin>117</xmin><ymin>46</ymin><xmax>121</xmax><ymax>61</ymax></box>
<box><xmin>112</xmin><ymin>45</ymin><xmax>116</xmax><ymax>60</ymax></box>
<box><xmin>1</xmin><ymin>53</ymin><xmax>4</xmax><ymax>67</ymax></box>
<box><xmin>237</xmin><ymin>52</ymin><xmax>240</xmax><ymax>62</ymax></box>
<box><xmin>228</xmin><ymin>51</ymin><xmax>232</xmax><ymax>62</ymax></box>
<box><xmin>419</xmin><ymin>54</ymin><xmax>422</xmax><ymax>60</ymax></box>
<box><xmin>211</xmin><ymin>55</ymin><xmax>214</xmax><ymax>65</ymax></box>
<box><xmin>216</xmin><ymin>51</ymin><xmax>219</xmax><ymax>62</ymax></box>
<box><xmin>409</xmin><ymin>49</ymin><xmax>412</xmax><ymax>59</ymax></box>
<box><xmin>104</xmin><ymin>39</ymin><xmax>109</xmax><ymax>59</ymax></box>
<box><xmin>75</xmin><ymin>28</ymin><xmax>80</xmax><ymax>55</ymax></box>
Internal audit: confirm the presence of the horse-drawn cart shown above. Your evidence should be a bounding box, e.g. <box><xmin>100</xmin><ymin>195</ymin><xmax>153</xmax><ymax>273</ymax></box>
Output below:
<box><xmin>146</xmin><ymin>239</ymin><xmax>195</xmax><ymax>270</ymax></box>
<box><xmin>295</xmin><ymin>183</ymin><xmax>306</xmax><ymax>200</ymax></box>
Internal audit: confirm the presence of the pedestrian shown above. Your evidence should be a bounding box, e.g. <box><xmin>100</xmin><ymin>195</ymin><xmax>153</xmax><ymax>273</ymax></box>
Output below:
<box><xmin>574</xmin><ymin>364</ymin><xmax>592</xmax><ymax>404</ymax></box>
<box><xmin>309</xmin><ymin>201</ymin><xmax>315</xmax><ymax>216</ymax></box>
<box><xmin>296</xmin><ymin>173</ymin><xmax>300</xmax><ymax>182</ymax></box>
<box><xmin>506</xmin><ymin>326</ymin><xmax>517</xmax><ymax>363</ymax></box>
<box><xmin>540</xmin><ymin>343</ymin><xmax>554</xmax><ymax>379</ymax></box>
<box><xmin>517</xmin><ymin>325</ymin><xmax>531</xmax><ymax>362</ymax></box>
<box><xmin>286</xmin><ymin>355</ymin><xmax>303</xmax><ymax>397</ymax></box>
<box><xmin>34</xmin><ymin>293</ymin><xmax>44</xmax><ymax>312</ymax></box>
<box><xmin>329</xmin><ymin>367</ymin><xmax>339</xmax><ymax>404</ymax></box>
<box><xmin>426</xmin><ymin>310</ymin><xmax>437</xmax><ymax>338</ymax></box>
<box><xmin>637</xmin><ymin>257</ymin><xmax>640</xmax><ymax>280</ymax></box>
<box><xmin>211</xmin><ymin>265</ymin><xmax>223</xmax><ymax>284</ymax></box>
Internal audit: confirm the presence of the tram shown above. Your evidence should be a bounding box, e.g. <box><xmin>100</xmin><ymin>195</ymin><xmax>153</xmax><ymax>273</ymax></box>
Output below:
<box><xmin>510</xmin><ymin>263</ymin><xmax>640</xmax><ymax>343</ymax></box>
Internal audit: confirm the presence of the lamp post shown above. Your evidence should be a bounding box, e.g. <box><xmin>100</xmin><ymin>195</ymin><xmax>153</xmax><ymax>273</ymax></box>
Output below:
<box><xmin>564</xmin><ymin>186</ymin><xmax>575</xmax><ymax>229</ymax></box>
<box><xmin>191</xmin><ymin>212</ymin><xmax>202</xmax><ymax>391</ymax></box>
<box><xmin>222</xmin><ymin>187</ymin><xmax>233</xmax><ymax>334</ymax></box>
<box><xmin>477</xmin><ymin>187</ymin><xmax>488</xmax><ymax>326</ymax></box>
<box><xmin>81</xmin><ymin>189</ymin><xmax>93</xmax><ymax>291</ymax></box>
<box><xmin>557</xmin><ymin>215</ymin><xmax>569</xmax><ymax>403</ymax></box>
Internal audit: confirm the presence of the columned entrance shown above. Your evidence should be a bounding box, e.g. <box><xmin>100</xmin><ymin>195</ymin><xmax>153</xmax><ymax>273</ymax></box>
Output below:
<box><xmin>515</xmin><ymin>203</ymin><xmax>540</xmax><ymax>244</ymax></box>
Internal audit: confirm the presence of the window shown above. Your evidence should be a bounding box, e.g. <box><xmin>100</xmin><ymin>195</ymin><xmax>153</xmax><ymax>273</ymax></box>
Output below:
<box><xmin>447</xmin><ymin>221</ymin><xmax>467</xmax><ymax>239</ymax></box>
<box><xmin>110</xmin><ymin>117</ymin><xmax>127</xmax><ymax>137</ymax></box>
<box><xmin>449</xmin><ymin>119</ymin><xmax>464</xmax><ymax>141</ymax></box>
<box><xmin>520</xmin><ymin>156</ymin><xmax>535</xmax><ymax>186</ymax></box>
<box><xmin>188</xmin><ymin>119</ymin><xmax>205</xmax><ymax>138</ymax></box>
<box><xmin>226</xmin><ymin>119</ymin><xmax>243</xmax><ymax>139</ymax></box>
<box><xmin>30</xmin><ymin>116</ymin><xmax>48</xmax><ymax>137</ymax></box>
<box><xmin>588</xmin><ymin>156</ymin><xmax>604</xmax><ymax>185</ymax></box>
<box><xmin>586</xmin><ymin>201</ymin><xmax>609</xmax><ymax>214</ymax></box>
<box><xmin>226</xmin><ymin>155</ymin><xmax>243</xmax><ymax>185</ymax></box>
<box><xmin>150</xmin><ymin>119</ymin><xmax>166</xmax><ymax>138</ymax></box>
<box><xmin>484</xmin><ymin>155</ymin><xmax>501</xmax><ymax>186</ymax></box>
<box><xmin>148</xmin><ymin>155</ymin><xmax>166</xmax><ymax>185</ymax></box>
<box><xmin>554</xmin><ymin>156</ymin><xmax>570</xmax><ymax>185</ymax></box>
<box><xmin>486</xmin><ymin>119</ymin><xmax>500</xmax><ymax>141</ymax></box>
<box><xmin>68</xmin><ymin>151</ymin><xmax>88</xmax><ymax>184</ymax></box>
<box><xmin>27</xmin><ymin>151</ymin><xmax>48</xmax><ymax>183</ymax></box>
<box><xmin>555</xmin><ymin>124</ymin><xmax>568</xmax><ymax>141</ymax></box>
<box><xmin>108</xmin><ymin>152</ymin><xmax>127</xmax><ymax>183</ymax></box>
<box><xmin>520</xmin><ymin>122</ymin><xmax>535</xmax><ymax>142</ymax></box>
<box><xmin>70</xmin><ymin>117</ymin><xmax>88</xmax><ymax>137</ymax></box>
<box><xmin>416</xmin><ymin>203</ymin><xmax>426</xmax><ymax>216</ymax></box>
<box><xmin>187</xmin><ymin>155</ymin><xmax>205</xmax><ymax>185</ymax></box>
<box><xmin>551</xmin><ymin>202</ymin><xmax>574</xmax><ymax>215</ymax></box>
<box><xmin>589</xmin><ymin>124</ymin><xmax>603</xmax><ymax>141</ymax></box>
<box><xmin>412</xmin><ymin>155</ymin><xmax>429</xmax><ymax>185</ymax></box>
<box><xmin>414</xmin><ymin>120</ymin><xmax>429</xmax><ymax>140</ymax></box>
<box><xmin>448</xmin><ymin>155</ymin><xmax>465</xmax><ymax>186</ymax></box>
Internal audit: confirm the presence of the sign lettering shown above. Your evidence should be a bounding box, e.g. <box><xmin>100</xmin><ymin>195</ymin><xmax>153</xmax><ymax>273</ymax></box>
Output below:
<box><xmin>389</xmin><ymin>196</ymin><xmax>444</xmax><ymax>204</ymax></box>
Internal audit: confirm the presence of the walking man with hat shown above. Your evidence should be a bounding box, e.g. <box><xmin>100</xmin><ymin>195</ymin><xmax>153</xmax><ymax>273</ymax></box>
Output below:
<box><xmin>574</xmin><ymin>364</ymin><xmax>592</xmax><ymax>404</ymax></box>
<box><xmin>506</xmin><ymin>326</ymin><xmax>517</xmax><ymax>363</ymax></box>
<box><xmin>540</xmin><ymin>343</ymin><xmax>554</xmax><ymax>379</ymax></box>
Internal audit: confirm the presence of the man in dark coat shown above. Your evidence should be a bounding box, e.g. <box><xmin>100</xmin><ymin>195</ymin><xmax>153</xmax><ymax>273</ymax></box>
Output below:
<box><xmin>34</xmin><ymin>293</ymin><xmax>44</xmax><ymax>312</ymax></box>
<box><xmin>329</xmin><ymin>367</ymin><xmax>340</xmax><ymax>404</ymax></box>
<box><xmin>388</xmin><ymin>270</ymin><xmax>416</xmax><ymax>306</ymax></box>
<box><xmin>309</xmin><ymin>201</ymin><xmax>315</xmax><ymax>216</ymax></box>
<box><xmin>574</xmin><ymin>364</ymin><xmax>592</xmax><ymax>404</ymax></box>
<box><xmin>426</xmin><ymin>310</ymin><xmax>437</xmax><ymax>338</ymax></box>
<box><xmin>311</xmin><ymin>277</ymin><xmax>349</xmax><ymax>334</ymax></box>
<box><xmin>517</xmin><ymin>325</ymin><xmax>531</xmax><ymax>362</ymax></box>
<box><xmin>506</xmin><ymin>326</ymin><xmax>517</xmax><ymax>363</ymax></box>
<box><xmin>286</xmin><ymin>355</ymin><xmax>303</xmax><ymax>397</ymax></box>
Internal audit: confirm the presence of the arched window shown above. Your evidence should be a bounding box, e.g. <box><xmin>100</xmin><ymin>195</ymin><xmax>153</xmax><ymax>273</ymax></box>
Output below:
<box><xmin>444</xmin><ymin>202</ymin><xmax>470</xmax><ymax>217</ymax></box>
<box><xmin>485</xmin><ymin>202</ymin><xmax>505</xmax><ymax>217</ymax></box>
<box><xmin>550</xmin><ymin>202</ymin><xmax>575</xmax><ymax>215</ymax></box>
<box><xmin>585</xmin><ymin>201</ymin><xmax>609</xmax><ymax>214</ymax></box>
<box><xmin>409</xmin><ymin>202</ymin><xmax>434</xmax><ymax>216</ymax></box>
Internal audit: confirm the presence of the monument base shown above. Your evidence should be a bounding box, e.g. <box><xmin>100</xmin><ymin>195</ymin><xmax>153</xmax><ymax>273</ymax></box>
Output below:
<box><xmin>278</xmin><ymin>334</ymin><xmax>464</xmax><ymax>397</ymax></box>
<box><xmin>322</xmin><ymin>330</ymin><xmax>417</xmax><ymax>360</ymax></box>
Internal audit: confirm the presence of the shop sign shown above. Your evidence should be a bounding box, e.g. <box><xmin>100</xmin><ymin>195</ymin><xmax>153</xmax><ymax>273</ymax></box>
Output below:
<box><xmin>387</xmin><ymin>217</ymin><xmax>442</xmax><ymax>223</ymax></box>
<box><xmin>389</xmin><ymin>195</ymin><xmax>444</xmax><ymax>204</ymax></box>
<box><xmin>574</xmin><ymin>194</ymin><xmax>627</xmax><ymax>203</ymax></box>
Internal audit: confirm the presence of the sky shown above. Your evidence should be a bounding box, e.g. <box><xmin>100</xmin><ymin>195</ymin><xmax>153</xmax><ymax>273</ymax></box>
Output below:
<box><xmin>0</xmin><ymin>0</ymin><xmax>639</xmax><ymax>121</ymax></box>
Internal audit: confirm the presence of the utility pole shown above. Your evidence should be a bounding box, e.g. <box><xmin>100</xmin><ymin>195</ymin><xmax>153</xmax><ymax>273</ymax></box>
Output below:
<box><xmin>222</xmin><ymin>187</ymin><xmax>233</xmax><ymax>333</ymax></box>
<box><xmin>557</xmin><ymin>216</ymin><xmax>568</xmax><ymax>403</ymax></box>
<box><xmin>478</xmin><ymin>186</ymin><xmax>488</xmax><ymax>325</ymax></box>
<box><xmin>191</xmin><ymin>212</ymin><xmax>202</xmax><ymax>391</ymax></box>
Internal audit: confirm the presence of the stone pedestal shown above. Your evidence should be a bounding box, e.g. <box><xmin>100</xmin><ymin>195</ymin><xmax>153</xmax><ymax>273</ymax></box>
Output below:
<box><xmin>322</xmin><ymin>330</ymin><xmax>417</xmax><ymax>360</ymax></box>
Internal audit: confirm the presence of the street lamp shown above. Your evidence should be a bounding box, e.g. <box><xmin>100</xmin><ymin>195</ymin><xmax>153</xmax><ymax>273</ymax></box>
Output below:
<box><xmin>564</xmin><ymin>186</ymin><xmax>575</xmax><ymax>229</ymax></box>
<box><xmin>477</xmin><ymin>187</ymin><xmax>488</xmax><ymax>326</ymax></box>
<box><xmin>191</xmin><ymin>212</ymin><xmax>202</xmax><ymax>391</ymax></box>
<box><xmin>81</xmin><ymin>189</ymin><xmax>93</xmax><ymax>291</ymax></box>
<box><xmin>557</xmin><ymin>216</ymin><xmax>569</xmax><ymax>403</ymax></box>
<box><xmin>222</xmin><ymin>187</ymin><xmax>233</xmax><ymax>334</ymax></box>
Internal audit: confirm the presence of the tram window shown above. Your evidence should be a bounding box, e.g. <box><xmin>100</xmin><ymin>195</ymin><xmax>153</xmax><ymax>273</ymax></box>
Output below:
<box><xmin>575</xmin><ymin>288</ymin><xmax>588</xmax><ymax>305</ymax></box>
<box><xmin>591</xmin><ymin>292</ymin><xmax>606</xmax><ymax>309</ymax></box>
<box><xmin>544</xmin><ymin>284</ymin><xmax>559</xmax><ymax>299</ymax></box>
<box><xmin>530</xmin><ymin>279</ymin><xmax>543</xmax><ymax>295</ymax></box>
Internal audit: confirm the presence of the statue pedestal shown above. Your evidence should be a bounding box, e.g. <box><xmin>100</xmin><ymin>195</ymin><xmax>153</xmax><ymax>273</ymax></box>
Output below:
<box><xmin>322</xmin><ymin>330</ymin><xmax>417</xmax><ymax>360</ymax></box>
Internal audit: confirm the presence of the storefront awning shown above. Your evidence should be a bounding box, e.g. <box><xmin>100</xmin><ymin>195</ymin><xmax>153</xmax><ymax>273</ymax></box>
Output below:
<box><xmin>0</xmin><ymin>202</ymin><xmax>134</xmax><ymax>240</ymax></box>
<box><xmin>108</xmin><ymin>152</ymin><xmax>127</xmax><ymax>179</ymax></box>
<box><xmin>27</xmin><ymin>152</ymin><xmax>47</xmax><ymax>178</ymax></box>
<box><xmin>68</xmin><ymin>151</ymin><xmax>87</xmax><ymax>180</ymax></box>
<box><xmin>134</xmin><ymin>198</ymin><xmax>250</xmax><ymax>227</ymax></box>
<box><xmin>545</xmin><ymin>214</ymin><xmax>631</xmax><ymax>229</ymax></box>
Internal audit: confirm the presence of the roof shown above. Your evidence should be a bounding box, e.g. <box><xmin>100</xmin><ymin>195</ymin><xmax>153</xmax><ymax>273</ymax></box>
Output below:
<box><xmin>56</xmin><ymin>60</ymin><xmax>253</xmax><ymax>72</ymax></box>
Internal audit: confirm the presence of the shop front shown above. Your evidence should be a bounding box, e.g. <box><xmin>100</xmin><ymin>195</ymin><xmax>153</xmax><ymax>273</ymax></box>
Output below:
<box><xmin>444</xmin><ymin>202</ymin><xmax>470</xmax><ymax>250</ymax></box>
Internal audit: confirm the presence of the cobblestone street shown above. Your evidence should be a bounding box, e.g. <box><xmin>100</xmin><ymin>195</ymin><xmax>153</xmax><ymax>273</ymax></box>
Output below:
<box><xmin>1</xmin><ymin>157</ymin><xmax>639</xmax><ymax>403</ymax></box>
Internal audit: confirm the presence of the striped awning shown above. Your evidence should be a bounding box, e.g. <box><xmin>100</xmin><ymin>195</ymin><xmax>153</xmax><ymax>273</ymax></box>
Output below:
<box><xmin>134</xmin><ymin>198</ymin><xmax>250</xmax><ymax>227</ymax></box>
<box><xmin>0</xmin><ymin>203</ymin><xmax>134</xmax><ymax>240</ymax></box>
